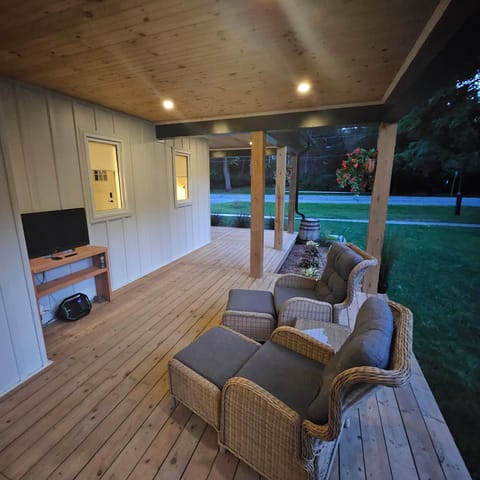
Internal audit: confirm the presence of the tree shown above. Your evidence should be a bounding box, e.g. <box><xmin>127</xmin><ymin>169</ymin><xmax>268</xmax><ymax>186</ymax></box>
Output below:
<box><xmin>223</xmin><ymin>158</ymin><xmax>232</xmax><ymax>191</ymax></box>
<box><xmin>395</xmin><ymin>72</ymin><xmax>480</xmax><ymax>196</ymax></box>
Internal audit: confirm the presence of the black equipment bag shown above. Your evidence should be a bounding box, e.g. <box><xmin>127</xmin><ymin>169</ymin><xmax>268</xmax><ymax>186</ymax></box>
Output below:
<box><xmin>57</xmin><ymin>293</ymin><xmax>92</xmax><ymax>321</ymax></box>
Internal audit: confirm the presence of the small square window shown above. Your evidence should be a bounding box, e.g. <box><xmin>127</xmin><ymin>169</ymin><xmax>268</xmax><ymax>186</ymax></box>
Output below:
<box><xmin>174</xmin><ymin>150</ymin><xmax>192</xmax><ymax>207</ymax></box>
<box><xmin>82</xmin><ymin>133</ymin><xmax>130</xmax><ymax>221</ymax></box>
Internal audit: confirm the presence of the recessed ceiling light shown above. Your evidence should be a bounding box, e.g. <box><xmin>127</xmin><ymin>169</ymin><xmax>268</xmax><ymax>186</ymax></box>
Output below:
<box><xmin>297</xmin><ymin>82</ymin><xmax>311</xmax><ymax>94</ymax></box>
<box><xmin>163</xmin><ymin>99</ymin><xmax>174</xmax><ymax>110</ymax></box>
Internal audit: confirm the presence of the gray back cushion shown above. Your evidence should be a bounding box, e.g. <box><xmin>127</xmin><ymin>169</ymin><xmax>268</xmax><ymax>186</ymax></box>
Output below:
<box><xmin>306</xmin><ymin>297</ymin><xmax>394</xmax><ymax>424</ymax></box>
<box><xmin>274</xmin><ymin>285</ymin><xmax>319</xmax><ymax>313</ymax></box>
<box><xmin>317</xmin><ymin>243</ymin><xmax>363</xmax><ymax>304</ymax></box>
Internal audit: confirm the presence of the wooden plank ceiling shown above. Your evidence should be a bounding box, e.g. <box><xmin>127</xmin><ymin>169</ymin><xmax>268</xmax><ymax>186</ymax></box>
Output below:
<box><xmin>0</xmin><ymin>0</ymin><xmax>443</xmax><ymax>125</ymax></box>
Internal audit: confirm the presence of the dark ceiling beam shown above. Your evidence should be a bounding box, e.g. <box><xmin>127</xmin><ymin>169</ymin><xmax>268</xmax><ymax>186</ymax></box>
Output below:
<box><xmin>156</xmin><ymin>104</ymin><xmax>386</xmax><ymax>140</ymax></box>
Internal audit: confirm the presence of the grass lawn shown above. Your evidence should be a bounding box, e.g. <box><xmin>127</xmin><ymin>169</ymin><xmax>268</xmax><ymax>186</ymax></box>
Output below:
<box><xmin>212</xmin><ymin>201</ymin><xmax>480</xmax><ymax>477</ymax></box>
<box><xmin>319</xmin><ymin>221</ymin><xmax>479</xmax><ymax>478</ymax></box>
<box><xmin>212</xmin><ymin>201</ymin><xmax>480</xmax><ymax>224</ymax></box>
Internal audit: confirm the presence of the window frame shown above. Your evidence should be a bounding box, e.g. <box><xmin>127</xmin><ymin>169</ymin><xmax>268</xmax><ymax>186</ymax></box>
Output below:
<box><xmin>173</xmin><ymin>149</ymin><xmax>192</xmax><ymax>208</ymax></box>
<box><xmin>81</xmin><ymin>132</ymin><xmax>131</xmax><ymax>222</ymax></box>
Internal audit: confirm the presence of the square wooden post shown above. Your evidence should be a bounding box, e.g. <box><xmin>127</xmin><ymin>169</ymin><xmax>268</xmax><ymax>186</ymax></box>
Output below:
<box><xmin>363</xmin><ymin>122</ymin><xmax>398</xmax><ymax>293</ymax></box>
<box><xmin>287</xmin><ymin>152</ymin><xmax>298</xmax><ymax>234</ymax></box>
<box><xmin>274</xmin><ymin>146</ymin><xmax>287</xmax><ymax>250</ymax></box>
<box><xmin>250</xmin><ymin>131</ymin><xmax>265</xmax><ymax>278</ymax></box>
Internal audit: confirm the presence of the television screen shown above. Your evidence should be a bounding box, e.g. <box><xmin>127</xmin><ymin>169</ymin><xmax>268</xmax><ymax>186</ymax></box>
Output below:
<box><xmin>21</xmin><ymin>208</ymin><xmax>90</xmax><ymax>259</ymax></box>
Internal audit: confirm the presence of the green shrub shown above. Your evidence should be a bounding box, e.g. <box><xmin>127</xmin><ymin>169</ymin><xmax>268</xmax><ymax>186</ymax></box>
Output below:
<box><xmin>232</xmin><ymin>213</ymin><xmax>250</xmax><ymax>228</ymax></box>
<box><xmin>210</xmin><ymin>212</ymin><xmax>221</xmax><ymax>226</ymax></box>
<box><xmin>264</xmin><ymin>216</ymin><xmax>275</xmax><ymax>229</ymax></box>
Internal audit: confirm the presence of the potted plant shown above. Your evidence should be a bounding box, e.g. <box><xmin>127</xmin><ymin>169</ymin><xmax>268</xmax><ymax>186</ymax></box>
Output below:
<box><xmin>335</xmin><ymin>147</ymin><xmax>377</xmax><ymax>194</ymax></box>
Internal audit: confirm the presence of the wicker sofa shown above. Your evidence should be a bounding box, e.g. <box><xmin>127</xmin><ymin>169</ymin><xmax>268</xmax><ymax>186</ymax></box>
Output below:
<box><xmin>220</xmin><ymin>298</ymin><xmax>413</xmax><ymax>480</ymax></box>
<box><xmin>169</xmin><ymin>297</ymin><xmax>413</xmax><ymax>480</ymax></box>
<box><xmin>222</xmin><ymin>242</ymin><xmax>377</xmax><ymax>340</ymax></box>
<box><xmin>274</xmin><ymin>242</ymin><xmax>377</xmax><ymax>326</ymax></box>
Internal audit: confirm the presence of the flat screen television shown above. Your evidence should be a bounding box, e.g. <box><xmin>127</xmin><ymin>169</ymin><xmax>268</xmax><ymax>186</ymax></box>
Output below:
<box><xmin>21</xmin><ymin>208</ymin><xmax>90</xmax><ymax>259</ymax></box>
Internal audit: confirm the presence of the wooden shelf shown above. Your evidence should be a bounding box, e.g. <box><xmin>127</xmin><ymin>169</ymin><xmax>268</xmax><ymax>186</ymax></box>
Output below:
<box><xmin>35</xmin><ymin>266</ymin><xmax>109</xmax><ymax>298</ymax></box>
<box><xmin>30</xmin><ymin>245</ymin><xmax>112</xmax><ymax>304</ymax></box>
<box><xmin>30</xmin><ymin>245</ymin><xmax>109</xmax><ymax>274</ymax></box>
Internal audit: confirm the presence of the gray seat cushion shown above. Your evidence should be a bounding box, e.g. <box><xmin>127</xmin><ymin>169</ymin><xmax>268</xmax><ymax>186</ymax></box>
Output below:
<box><xmin>236</xmin><ymin>341</ymin><xmax>325</xmax><ymax>418</ymax></box>
<box><xmin>174</xmin><ymin>327</ymin><xmax>259</xmax><ymax>389</ymax></box>
<box><xmin>227</xmin><ymin>289</ymin><xmax>276</xmax><ymax>316</ymax></box>
<box><xmin>307</xmin><ymin>297</ymin><xmax>394</xmax><ymax>424</ymax></box>
<box><xmin>274</xmin><ymin>286</ymin><xmax>319</xmax><ymax>313</ymax></box>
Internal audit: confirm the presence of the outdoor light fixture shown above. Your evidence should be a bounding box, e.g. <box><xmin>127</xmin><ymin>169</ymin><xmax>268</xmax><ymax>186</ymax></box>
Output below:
<box><xmin>297</xmin><ymin>82</ymin><xmax>311</xmax><ymax>94</ymax></box>
<box><xmin>163</xmin><ymin>99</ymin><xmax>174</xmax><ymax>110</ymax></box>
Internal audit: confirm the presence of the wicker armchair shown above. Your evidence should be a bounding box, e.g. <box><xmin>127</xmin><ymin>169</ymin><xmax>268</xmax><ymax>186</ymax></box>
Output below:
<box><xmin>274</xmin><ymin>242</ymin><xmax>377</xmax><ymax>326</ymax></box>
<box><xmin>220</xmin><ymin>299</ymin><xmax>413</xmax><ymax>480</ymax></box>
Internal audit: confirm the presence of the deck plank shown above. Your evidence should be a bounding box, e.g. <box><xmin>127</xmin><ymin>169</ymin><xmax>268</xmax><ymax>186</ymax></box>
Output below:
<box><xmin>409</xmin><ymin>357</ymin><xmax>471</xmax><ymax>480</ymax></box>
<box><xmin>376</xmin><ymin>387</ymin><xmax>419</xmax><ymax>480</ymax></box>
<box><xmin>153</xmin><ymin>414</ymin><xmax>207</xmax><ymax>480</ymax></box>
<box><xmin>127</xmin><ymin>404</ymin><xmax>192</xmax><ymax>479</ymax></box>
<box><xmin>359</xmin><ymin>395</ymin><xmax>392</xmax><ymax>479</ymax></box>
<box><xmin>181</xmin><ymin>425</ymin><xmax>219</xmax><ymax>480</ymax></box>
<box><xmin>394</xmin><ymin>383</ymin><xmax>447</xmax><ymax>480</ymax></box>
<box><xmin>338</xmin><ymin>409</ymin><xmax>365</xmax><ymax>480</ymax></box>
<box><xmin>0</xmin><ymin>227</ymin><xmax>470</xmax><ymax>480</ymax></box>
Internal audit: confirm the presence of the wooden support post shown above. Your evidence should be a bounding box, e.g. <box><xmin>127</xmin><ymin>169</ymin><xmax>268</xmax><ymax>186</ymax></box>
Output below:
<box><xmin>363</xmin><ymin>122</ymin><xmax>398</xmax><ymax>293</ymax></box>
<box><xmin>274</xmin><ymin>146</ymin><xmax>287</xmax><ymax>250</ymax></box>
<box><xmin>250</xmin><ymin>131</ymin><xmax>265</xmax><ymax>278</ymax></box>
<box><xmin>287</xmin><ymin>153</ymin><xmax>298</xmax><ymax>234</ymax></box>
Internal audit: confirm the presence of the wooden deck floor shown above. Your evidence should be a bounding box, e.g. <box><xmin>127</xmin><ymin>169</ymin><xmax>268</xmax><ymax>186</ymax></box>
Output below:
<box><xmin>0</xmin><ymin>227</ymin><xmax>471</xmax><ymax>480</ymax></box>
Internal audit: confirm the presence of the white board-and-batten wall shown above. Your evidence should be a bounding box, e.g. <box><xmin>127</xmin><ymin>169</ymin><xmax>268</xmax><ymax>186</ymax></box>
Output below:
<box><xmin>0</xmin><ymin>78</ymin><xmax>211</xmax><ymax>396</ymax></box>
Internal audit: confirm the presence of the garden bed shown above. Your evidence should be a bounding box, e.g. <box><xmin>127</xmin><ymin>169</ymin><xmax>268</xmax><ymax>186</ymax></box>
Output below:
<box><xmin>278</xmin><ymin>241</ymin><xmax>328</xmax><ymax>276</ymax></box>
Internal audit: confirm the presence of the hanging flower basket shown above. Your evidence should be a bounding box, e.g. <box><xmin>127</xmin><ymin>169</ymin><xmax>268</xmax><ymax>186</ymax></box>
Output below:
<box><xmin>335</xmin><ymin>147</ymin><xmax>377</xmax><ymax>194</ymax></box>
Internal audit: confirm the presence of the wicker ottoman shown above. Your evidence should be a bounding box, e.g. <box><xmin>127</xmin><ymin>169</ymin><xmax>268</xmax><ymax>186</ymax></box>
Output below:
<box><xmin>222</xmin><ymin>289</ymin><xmax>277</xmax><ymax>341</ymax></box>
<box><xmin>168</xmin><ymin>326</ymin><xmax>260</xmax><ymax>431</ymax></box>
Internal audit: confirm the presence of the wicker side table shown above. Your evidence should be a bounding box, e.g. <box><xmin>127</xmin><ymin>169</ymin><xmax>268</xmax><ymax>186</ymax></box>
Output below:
<box><xmin>295</xmin><ymin>318</ymin><xmax>351</xmax><ymax>351</ymax></box>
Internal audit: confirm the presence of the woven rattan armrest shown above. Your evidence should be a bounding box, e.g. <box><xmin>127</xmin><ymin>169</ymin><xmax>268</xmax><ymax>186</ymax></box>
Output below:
<box><xmin>168</xmin><ymin>358</ymin><xmax>222</xmax><ymax>430</ymax></box>
<box><xmin>221</xmin><ymin>376</ymin><xmax>303</xmax><ymax>473</ymax></box>
<box><xmin>222</xmin><ymin>310</ymin><xmax>276</xmax><ymax>342</ymax></box>
<box><xmin>278</xmin><ymin>297</ymin><xmax>333</xmax><ymax>326</ymax></box>
<box><xmin>274</xmin><ymin>273</ymin><xmax>317</xmax><ymax>290</ymax></box>
<box><xmin>271</xmin><ymin>326</ymin><xmax>334</xmax><ymax>364</ymax></box>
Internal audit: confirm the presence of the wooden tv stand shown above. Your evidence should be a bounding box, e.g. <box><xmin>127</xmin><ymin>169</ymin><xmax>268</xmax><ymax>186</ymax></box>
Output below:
<box><xmin>30</xmin><ymin>245</ymin><xmax>112</xmax><ymax>302</ymax></box>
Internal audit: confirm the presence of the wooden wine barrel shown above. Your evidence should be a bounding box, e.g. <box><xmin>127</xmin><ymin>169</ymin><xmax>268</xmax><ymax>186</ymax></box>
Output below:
<box><xmin>298</xmin><ymin>218</ymin><xmax>320</xmax><ymax>242</ymax></box>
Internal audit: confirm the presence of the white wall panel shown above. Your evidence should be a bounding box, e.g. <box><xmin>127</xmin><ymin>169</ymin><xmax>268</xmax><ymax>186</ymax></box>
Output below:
<box><xmin>0</xmin><ymin>287</ymin><xmax>21</xmax><ymax>394</ymax></box>
<box><xmin>0</xmin><ymin>82</ymin><xmax>32</xmax><ymax>211</ymax></box>
<box><xmin>94</xmin><ymin>108</ymin><xmax>115</xmax><ymax>136</ymax></box>
<box><xmin>107</xmin><ymin>218</ymin><xmax>128</xmax><ymax>290</ymax></box>
<box><xmin>0</xmin><ymin>138</ymin><xmax>48</xmax><ymax>396</ymax></box>
<box><xmin>15</xmin><ymin>85</ymin><xmax>60</xmax><ymax>211</ymax></box>
<box><xmin>47</xmin><ymin>94</ymin><xmax>84</xmax><ymax>209</ymax></box>
<box><xmin>0</xmin><ymin>78</ymin><xmax>210</xmax><ymax>324</ymax></box>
